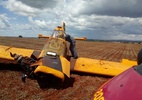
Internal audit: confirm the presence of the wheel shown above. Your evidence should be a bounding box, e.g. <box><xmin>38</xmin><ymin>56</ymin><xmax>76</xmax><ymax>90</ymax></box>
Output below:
<box><xmin>137</xmin><ymin>49</ymin><xmax>142</xmax><ymax>65</ymax></box>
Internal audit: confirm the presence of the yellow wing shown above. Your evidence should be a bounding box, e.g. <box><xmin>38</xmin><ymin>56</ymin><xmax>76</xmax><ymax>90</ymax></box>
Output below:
<box><xmin>0</xmin><ymin>45</ymin><xmax>34</xmax><ymax>61</ymax></box>
<box><xmin>71</xmin><ymin>57</ymin><xmax>137</xmax><ymax>76</ymax></box>
<box><xmin>0</xmin><ymin>44</ymin><xmax>138</xmax><ymax>77</ymax></box>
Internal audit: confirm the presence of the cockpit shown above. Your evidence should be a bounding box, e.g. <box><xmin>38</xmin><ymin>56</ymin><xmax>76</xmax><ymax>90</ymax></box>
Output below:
<box><xmin>51</xmin><ymin>30</ymin><xmax>65</xmax><ymax>39</ymax></box>
<box><xmin>43</xmin><ymin>30</ymin><xmax>67</xmax><ymax>57</ymax></box>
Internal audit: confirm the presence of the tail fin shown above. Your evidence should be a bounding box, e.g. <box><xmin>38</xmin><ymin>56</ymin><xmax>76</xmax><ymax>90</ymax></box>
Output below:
<box><xmin>63</xmin><ymin>22</ymin><xmax>65</xmax><ymax>32</ymax></box>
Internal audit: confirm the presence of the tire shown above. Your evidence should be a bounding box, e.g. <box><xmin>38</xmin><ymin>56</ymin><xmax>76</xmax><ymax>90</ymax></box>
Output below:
<box><xmin>137</xmin><ymin>49</ymin><xmax>142</xmax><ymax>65</ymax></box>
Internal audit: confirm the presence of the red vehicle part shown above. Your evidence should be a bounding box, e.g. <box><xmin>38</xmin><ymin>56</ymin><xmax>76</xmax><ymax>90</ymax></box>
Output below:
<box><xmin>94</xmin><ymin>64</ymin><xmax>142</xmax><ymax>100</ymax></box>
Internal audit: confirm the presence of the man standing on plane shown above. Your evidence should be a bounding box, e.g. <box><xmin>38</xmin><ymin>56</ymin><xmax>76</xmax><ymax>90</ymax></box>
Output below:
<box><xmin>65</xmin><ymin>34</ymin><xmax>78</xmax><ymax>59</ymax></box>
<box><xmin>58</xmin><ymin>31</ymin><xmax>78</xmax><ymax>59</ymax></box>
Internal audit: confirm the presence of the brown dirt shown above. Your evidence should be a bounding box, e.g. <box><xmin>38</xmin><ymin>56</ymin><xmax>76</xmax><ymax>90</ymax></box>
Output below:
<box><xmin>0</xmin><ymin>37</ymin><xmax>142</xmax><ymax>100</ymax></box>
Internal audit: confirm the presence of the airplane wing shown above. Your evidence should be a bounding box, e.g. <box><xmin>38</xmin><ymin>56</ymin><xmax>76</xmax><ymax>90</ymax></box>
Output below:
<box><xmin>0</xmin><ymin>44</ymin><xmax>69</xmax><ymax>81</ymax></box>
<box><xmin>0</xmin><ymin>44</ymin><xmax>137</xmax><ymax>77</ymax></box>
<box><xmin>70</xmin><ymin>57</ymin><xmax>137</xmax><ymax>76</ymax></box>
<box><xmin>0</xmin><ymin>45</ymin><xmax>35</xmax><ymax>62</ymax></box>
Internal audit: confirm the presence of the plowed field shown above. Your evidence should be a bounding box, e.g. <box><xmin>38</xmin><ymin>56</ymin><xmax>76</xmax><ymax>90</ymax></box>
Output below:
<box><xmin>0</xmin><ymin>37</ymin><xmax>142</xmax><ymax>100</ymax></box>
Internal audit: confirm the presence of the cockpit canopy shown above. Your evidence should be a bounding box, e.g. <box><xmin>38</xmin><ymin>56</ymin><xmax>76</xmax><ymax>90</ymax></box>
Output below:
<box><xmin>51</xmin><ymin>30</ymin><xmax>65</xmax><ymax>39</ymax></box>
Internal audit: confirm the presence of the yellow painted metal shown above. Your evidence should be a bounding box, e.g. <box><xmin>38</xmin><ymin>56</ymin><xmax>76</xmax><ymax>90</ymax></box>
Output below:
<box><xmin>74</xmin><ymin>37</ymin><xmax>87</xmax><ymax>40</ymax></box>
<box><xmin>38</xmin><ymin>34</ymin><xmax>50</xmax><ymax>38</ymax></box>
<box><xmin>121</xmin><ymin>59</ymin><xmax>137</xmax><ymax>66</ymax></box>
<box><xmin>0</xmin><ymin>44</ymin><xmax>138</xmax><ymax>78</ymax></box>
<box><xmin>34</xmin><ymin>65</ymin><xmax>65</xmax><ymax>81</ymax></box>
<box><xmin>74</xmin><ymin>57</ymin><xmax>137</xmax><ymax>76</ymax></box>
<box><xmin>0</xmin><ymin>45</ymin><xmax>34</xmax><ymax>60</ymax></box>
<box><xmin>54</xmin><ymin>27</ymin><xmax>64</xmax><ymax>31</ymax></box>
<box><xmin>54</xmin><ymin>22</ymin><xmax>65</xmax><ymax>31</ymax></box>
<box><xmin>39</xmin><ymin>38</ymin><xmax>67</xmax><ymax>57</ymax></box>
<box><xmin>38</xmin><ymin>34</ymin><xmax>87</xmax><ymax>41</ymax></box>
<box><xmin>60</xmin><ymin>56</ymin><xmax>70</xmax><ymax>78</ymax></box>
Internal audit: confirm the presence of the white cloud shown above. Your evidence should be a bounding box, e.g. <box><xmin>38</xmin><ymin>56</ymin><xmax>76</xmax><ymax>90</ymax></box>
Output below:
<box><xmin>5</xmin><ymin>0</ymin><xmax>40</xmax><ymax>17</ymax></box>
<box><xmin>0</xmin><ymin>14</ymin><xmax>11</xmax><ymax>29</ymax></box>
<box><xmin>1</xmin><ymin>0</ymin><xmax>142</xmax><ymax>40</ymax></box>
<box><xmin>28</xmin><ymin>17</ymin><xmax>47</xmax><ymax>29</ymax></box>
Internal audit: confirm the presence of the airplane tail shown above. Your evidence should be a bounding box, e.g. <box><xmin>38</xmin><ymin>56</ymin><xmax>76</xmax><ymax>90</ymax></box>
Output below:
<box><xmin>63</xmin><ymin>22</ymin><xmax>65</xmax><ymax>32</ymax></box>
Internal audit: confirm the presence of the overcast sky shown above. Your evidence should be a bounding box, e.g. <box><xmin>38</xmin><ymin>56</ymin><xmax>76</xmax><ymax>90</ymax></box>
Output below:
<box><xmin>0</xmin><ymin>0</ymin><xmax>142</xmax><ymax>40</ymax></box>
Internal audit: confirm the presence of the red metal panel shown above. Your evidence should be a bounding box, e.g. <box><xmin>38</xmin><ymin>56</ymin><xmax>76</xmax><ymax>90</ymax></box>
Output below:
<box><xmin>102</xmin><ymin>67</ymin><xmax>142</xmax><ymax>100</ymax></box>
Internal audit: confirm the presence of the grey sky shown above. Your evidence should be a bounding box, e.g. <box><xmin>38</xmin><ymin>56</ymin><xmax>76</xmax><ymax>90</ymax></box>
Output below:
<box><xmin>0</xmin><ymin>0</ymin><xmax>142</xmax><ymax>40</ymax></box>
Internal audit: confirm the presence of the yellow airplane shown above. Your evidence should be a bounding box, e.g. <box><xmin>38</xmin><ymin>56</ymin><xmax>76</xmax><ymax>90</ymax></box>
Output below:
<box><xmin>0</xmin><ymin>22</ymin><xmax>137</xmax><ymax>83</ymax></box>
<box><xmin>38</xmin><ymin>34</ymin><xmax>87</xmax><ymax>40</ymax></box>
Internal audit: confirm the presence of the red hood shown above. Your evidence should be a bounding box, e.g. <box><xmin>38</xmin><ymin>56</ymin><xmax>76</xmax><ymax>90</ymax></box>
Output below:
<box><xmin>101</xmin><ymin>67</ymin><xmax>142</xmax><ymax>100</ymax></box>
